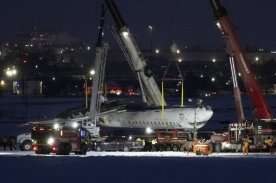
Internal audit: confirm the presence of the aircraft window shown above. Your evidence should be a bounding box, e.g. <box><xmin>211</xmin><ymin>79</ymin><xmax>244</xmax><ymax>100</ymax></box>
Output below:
<box><xmin>83</xmin><ymin>122</ymin><xmax>87</xmax><ymax>126</ymax></box>
<box><xmin>88</xmin><ymin>123</ymin><xmax>91</xmax><ymax>126</ymax></box>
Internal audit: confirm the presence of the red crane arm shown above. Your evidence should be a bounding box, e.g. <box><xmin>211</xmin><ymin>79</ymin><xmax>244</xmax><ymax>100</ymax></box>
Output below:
<box><xmin>210</xmin><ymin>0</ymin><xmax>273</xmax><ymax>120</ymax></box>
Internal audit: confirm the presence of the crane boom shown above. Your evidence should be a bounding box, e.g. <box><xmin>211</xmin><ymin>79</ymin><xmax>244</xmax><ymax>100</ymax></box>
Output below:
<box><xmin>210</xmin><ymin>0</ymin><xmax>273</xmax><ymax>120</ymax></box>
<box><xmin>104</xmin><ymin>0</ymin><xmax>166</xmax><ymax>107</ymax></box>
<box><xmin>229</xmin><ymin>56</ymin><xmax>245</xmax><ymax>122</ymax></box>
<box><xmin>90</xmin><ymin>5</ymin><xmax>109</xmax><ymax>125</ymax></box>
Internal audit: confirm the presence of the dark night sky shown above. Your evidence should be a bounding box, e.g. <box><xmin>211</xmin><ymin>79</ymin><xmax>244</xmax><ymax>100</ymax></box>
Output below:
<box><xmin>0</xmin><ymin>0</ymin><xmax>276</xmax><ymax>49</ymax></box>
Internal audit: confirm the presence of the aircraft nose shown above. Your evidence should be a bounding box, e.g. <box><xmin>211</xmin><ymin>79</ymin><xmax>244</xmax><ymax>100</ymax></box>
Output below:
<box><xmin>205</xmin><ymin>106</ymin><xmax>214</xmax><ymax>120</ymax></box>
<box><xmin>197</xmin><ymin>106</ymin><xmax>214</xmax><ymax>121</ymax></box>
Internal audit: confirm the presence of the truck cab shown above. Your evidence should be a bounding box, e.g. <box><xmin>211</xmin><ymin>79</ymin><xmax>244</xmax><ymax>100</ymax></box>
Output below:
<box><xmin>31</xmin><ymin>122</ymin><xmax>90</xmax><ymax>155</ymax></box>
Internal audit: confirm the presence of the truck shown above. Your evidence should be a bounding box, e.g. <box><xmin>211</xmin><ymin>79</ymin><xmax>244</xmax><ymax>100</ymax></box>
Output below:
<box><xmin>209</xmin><ymin>0</ymin><xmax>276</xmax><ymax>153</ymax></box>
<box><xmin>16</xmin><ymin>132</ymin><xmax>32</xmax><ymax>151</ymax></box>
<box><xmin>211</xmin><ymin>121</ymin><xmax>276</xmax><ymax>152</ymax></box>
<box><xmin>151</xmin><ymin>129</ymin><xmax>193</xmax><ymax>151</ymax></box>
<box><xmin>31</xmin><ymin>122</ymin><xmax>90</xmax><ymax>155</ymax></box>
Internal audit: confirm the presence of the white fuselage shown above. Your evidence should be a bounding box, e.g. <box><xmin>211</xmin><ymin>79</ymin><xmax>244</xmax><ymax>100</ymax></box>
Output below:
<box><xmin>99</xmin><ymin>106</ymin><xmax>213</xmax><ymax>130</ymax></box>
<box><xmin>34</xmin><ymin>106</ymin><xmax>213</xmax><ymax>132</ymax></box>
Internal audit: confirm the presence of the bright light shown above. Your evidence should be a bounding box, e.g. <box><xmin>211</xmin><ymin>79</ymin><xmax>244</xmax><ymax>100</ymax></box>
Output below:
<box><xmin>0</xmin><ymin>80</ymin><xmax>5</xmax><ymax>86</ymax></box>
<box><xmin>90</xmin><ymin>69</ymin><xmax>96</xmax><ymax>76</ymax></box>
<box><xmin>211</xmin><ymin>77</ymin><xmax>216</xmax><ymax>82</ymax></box>
<box><xmin>52</xmin><ymin>77</ymin><xmax>56</xmax><ymax>81</ymax></box>
<box><xmin>145</xmin><ymin>127</ymin><xmax>153</xmax><ymax>134</ymax></box>
<box><xmin>155</xmin><ymin>49</ymin><xmax>160</xmax><ymax>54</ymax></box>
<box><xmin>35</xmin><ymin>65</ymin><xmax>38</xmax><ymax>69</ymax></box>
<box><xmin>216</xmin><ymin>22</ymin><xmax>222</xmax><ymax>29</ymax></box>
<box><xmin>178</xmin><ymin>58</ymin><xmax>183</xmax><ymax>63</ymax></box>
<box><xmin>87</xmin><ymin>46</ymin><xmax>91</xmax><ymax>51</ymax></box>
<box><xmin>116</xmin><ymin>90</ymin><xmax>122</xmax><ymax>96</ymax></box>
<box><xmin>255</xmin><ymin>56</ymin><xmax>260</xmax><ymax>62</ymax></box>
<box><xmin>176</xmin><ymin>49</ymin><xmax>181</xmax><ymax>54</ymax></box>
<box><xmin>72</xmin><ymin>122</ymin><xmax>79</xmax><ymax>129</ymax></box>
<box><xmin>238</xmin><ymin>73</ymin><xmax>242</xmax><ymax>77</ymax></box>
<box><xmin>5</xmin><ymin>67</ymin><xmax>17</xmax><ymax>77</ymax></box>
<box><xmin>47</xmin><ymin>137</ymin><xmax>55</xmax><ymax>146</ymax></box>
<box><xmin>212</xmin><ymin>58</ymin><xmax>217</xmax><ymax>63</ymax></box>
<box><xmin>148</xmin><ymin>25</ymin><xmax>153</xmax><ymax>31</ymax></box>
<box><xmin>200</xmin><ymin>74</ymin><xmax>204</xmax><ymax>78</ymax></box>
<box><xmin>122</xmin><ymin>31</ymin><xmax>129</xmax><ymax>37</ymax></box>
<box><xmin>53</xmin><ymin>123</ymin><xmax>60</xmax><ymax>130</ymax></box>
<box><xmin>128</xmin><ymin>136</ymin><xmax>133</xmax><ymax>141</ymax></box>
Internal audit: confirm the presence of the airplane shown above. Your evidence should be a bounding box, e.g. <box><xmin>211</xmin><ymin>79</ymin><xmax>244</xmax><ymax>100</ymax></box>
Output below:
<box><xmin>99</xmin><ymin>104</ymin><xmax>213</xmax><ymax>130</ymax></box>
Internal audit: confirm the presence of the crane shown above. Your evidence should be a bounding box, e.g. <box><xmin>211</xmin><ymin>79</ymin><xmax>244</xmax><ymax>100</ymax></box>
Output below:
<box><xmin>88</xmin><ymin>4</ymin><xmax>109</xmax><ymax>136</ymax></box>
<box><xmin>104</xmin><ymin>0</ymin><xmax>165</xmax><ymax>107</ymax></box>
<box><xmin>210</xmin><ymin>0</ymin><xmax>273</xmax><ymax>121</ymax></box>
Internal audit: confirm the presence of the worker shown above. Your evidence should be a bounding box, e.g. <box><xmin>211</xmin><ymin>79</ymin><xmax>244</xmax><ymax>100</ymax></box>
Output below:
<box><xmin>242</xmin><ymin>136</ymin><xmax>251</xmax><ymax>156</ymax></box>
<box><xmin>264</xmin><ymin>137</ymin><xmax>274</xmax><ymax>154</ymax></box>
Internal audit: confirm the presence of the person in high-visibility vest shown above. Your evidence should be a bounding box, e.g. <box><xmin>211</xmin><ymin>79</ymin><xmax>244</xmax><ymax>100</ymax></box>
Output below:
<box><xmin>242</xmin><ymin>136</ymin><xmax>251</xmax><ymax>156</ymax></box>
<box><xmin>265</xmin><ymin>137</ymin><xmax>274</xmax><ymax>154</ymax></box>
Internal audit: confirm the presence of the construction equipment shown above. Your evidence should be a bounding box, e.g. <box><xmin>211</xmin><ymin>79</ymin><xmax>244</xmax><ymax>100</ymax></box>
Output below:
<box><xmin>105</xmin><ymin>0</ymin><xmax>164</xmax><ymax>107</ymax></box>
<box><xmin>229</xmin><ymin>56</ymin><xmax>245</xmax><ymax>123</ymax></box>
<box><xmin>31</xmin><ymin>122</ymin><xmax>90</xmax><ymax>155</ymax></box>
<box><xmin>89</xmin><ymin>4</ymin><xmax>108</xmax><ymax>137</ymax></box>
<box><xmin>210</xmin><ymin>0</ymin><xmax>276</xmax><ymax>152</ymax></box>
<box><xmin>101</xmin><ymin>0</ymin><xmax>213</xmax><ymax>131</ymax></box>
<box><xmin>210</xmin><ymin>0</ymin><xmax>273</xmax><ymax>121</ymax></box>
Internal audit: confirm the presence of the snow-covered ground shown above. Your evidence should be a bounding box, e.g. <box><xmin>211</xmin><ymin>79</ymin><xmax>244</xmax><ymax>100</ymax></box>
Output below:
<box><xmin>0</xmin><ymin>151</ymin><xmax>276</xmax><ymax>183</ymax></box>
<box><xmin>0</xmin><ymin>150</ymin><xmax>276</xmax><ymax>158</ymax></box>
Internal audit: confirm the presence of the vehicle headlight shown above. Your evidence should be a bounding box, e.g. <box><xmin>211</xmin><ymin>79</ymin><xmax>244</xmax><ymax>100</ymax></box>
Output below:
<box><xmin>47</xmin><ymin>137</ymin><xmax>55</xmax><ymax>146</ymax></box>
<box><xmin>53</xmin><ymin>123</ymin><xmax>60</xmax><ymax>130</ymax></box>
<box><xmin>145</xmin><ymin>127</ymin><xmax>153</xmax><ymax>134</ymax></box>
<box><xmin>72</xmin><ymin>122</ymin><xmax>79</xmax><ymax>129</ymax></box>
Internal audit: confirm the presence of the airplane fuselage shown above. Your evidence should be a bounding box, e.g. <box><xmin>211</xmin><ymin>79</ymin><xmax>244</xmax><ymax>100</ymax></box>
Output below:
<box><xmin>99</xmin><ymin>106</ymin><xmax>213</xmax><ymax>130</ymax></box>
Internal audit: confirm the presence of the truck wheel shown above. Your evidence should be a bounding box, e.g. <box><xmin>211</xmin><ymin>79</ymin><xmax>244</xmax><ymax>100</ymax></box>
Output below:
<box><xmin>79</xmin><ymin>144</ymin><xmax>88</xmax><ymax>155</ymax></box>
<box><xmin>123</xmin><ymin>146</ymin><xmax>129</xmax><ymax>152</ymax></box>
<box><xmin>96</xmin><ymin>146</ymin><xmax>102</xmax><ymax>152</ymax></box>
<box><xmin>172</xmin><ymin>145</ymin><xmax>178</xmax><ymax>151</ymax></box>
<box><xmin>214</xmin><ymin>143</ymin><xmax>222</xmax><ymax>153</ymax></box>
<box><xmin>20</xmin><ymin>140</ymin><xmax>32</xmax><ymax>151</ymax></box>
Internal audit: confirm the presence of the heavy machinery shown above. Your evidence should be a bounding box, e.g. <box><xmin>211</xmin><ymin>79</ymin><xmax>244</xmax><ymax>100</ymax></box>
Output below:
<box><xmin>210</xmin><ymin>0</ymin><xmax>273</xmax><ymax>121</ymax></box>
<box><xmin>210</xmin><ymin>0</ymin><xmax>276</xmax><ymax>152</ymax></box>
<box><xmin>100</xmin><ymin>0</ymin><xmax>213</xmax><ymax>131</ymax></box>
<box><xmin>31</xmin><ymin>122</ymin><xmax>90</xmax><ymax>155</ymax></box>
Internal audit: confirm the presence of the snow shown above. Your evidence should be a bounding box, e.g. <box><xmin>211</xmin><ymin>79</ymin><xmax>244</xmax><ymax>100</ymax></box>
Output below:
<box><xmin>0</xmin><ymin>150</ymin><xmax>276</xmax><ymax>159</ymax></box>
<box><xmin>0</xmin><ymin>151</ymin><xmax>276</xmax><ymax>183</ymax></box>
